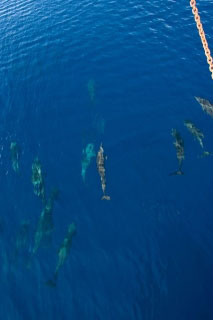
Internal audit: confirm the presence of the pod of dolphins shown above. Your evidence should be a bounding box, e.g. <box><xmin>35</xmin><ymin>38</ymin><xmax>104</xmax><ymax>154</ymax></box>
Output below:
<box><xmin>9</xmin><ymin>137</ymin><xmax>110</xmax><ymax>287</ymax></box>
<box><xmin>8</xmin><ymin>80</ymin><xmax>112</xmax><ymax>287</ymax></box>
<box><xmin>171</xmin><ymin>96</ymin><xmax>213</xmax><ymax>175</ymax></box>
<box><xmin>6</xmin><ymin>94</ymin><xmax>213</xmax><ymax>287</ymax></box>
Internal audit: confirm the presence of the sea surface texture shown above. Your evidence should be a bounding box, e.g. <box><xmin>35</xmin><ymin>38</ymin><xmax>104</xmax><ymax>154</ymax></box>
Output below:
<box><xmin>0</xmin><ymin>0</ymin><xmax>213</xmax><ymax>319</ymax></box>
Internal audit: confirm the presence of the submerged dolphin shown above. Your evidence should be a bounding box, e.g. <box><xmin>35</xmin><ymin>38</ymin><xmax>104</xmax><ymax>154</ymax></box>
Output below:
<box><xmin>10</xmin><ymin>142</ymin><xmax>20</xmax><ymax>173</ymax></box>
<box><xmin>184</xmin><ymin>120</ymin><xmax>213</xmax><ymax>157</ymax></box>
<box><xmin>81</xmin><ymin>143</ymin><xmax>96</xmax><ymax>182</ymax></box>
<box><xmin>32</xmin><ymin>157</ymin><xmax>46</xmax><ymax>203</ymax></box>
<box><xmin>170</xmin><ymin>129</ymin><xmax>184</xmax><ymax>176</ymax></box>
<box><xmin>45</xmin><ymin>223</ymin><xmax>76</xmax><ymax>287</ymax></box>
<box><xmin>33</xmin><ymin>189</ymin><xmax>58</xmax><ymax>254</ymax></box>
<box><xmin>87</xmin><ymin>79</ymin><xmax>95</xmax><ymax>103</ymax></box>
<box><xmin>195</xmin><ymin>96</ymin><xmax>213</xmax><ymax>118</ymax></box>
<box><xmin>184</xmin><ymin>120</ymin><xmax>204</xmax><ymax>148</ymax></box>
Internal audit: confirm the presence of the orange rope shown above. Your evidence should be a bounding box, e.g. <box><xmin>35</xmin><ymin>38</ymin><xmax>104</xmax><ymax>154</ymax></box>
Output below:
<box><xmin>190</xmin><ymin>0</ymin><xmax>213</xmax><ymax>79</ymax></box>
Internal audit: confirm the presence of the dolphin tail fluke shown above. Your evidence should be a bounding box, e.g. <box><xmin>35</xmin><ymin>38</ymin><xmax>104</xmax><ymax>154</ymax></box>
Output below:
<box><xmin>102</xmin><ymin>195</ymin><xmax>110</xmax><ymax>200</ymax></box>
<box><xmin>169</xmin><ymin>169</ymin><xmax>184</xmax><ymax>176</ymax></box>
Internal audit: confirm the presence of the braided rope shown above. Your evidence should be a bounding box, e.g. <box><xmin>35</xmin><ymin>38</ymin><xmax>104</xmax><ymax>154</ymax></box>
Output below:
<box><xmin>190</xmin><ymin>0</ymin><xmax>213</xmax><ymax>79</ymax></box>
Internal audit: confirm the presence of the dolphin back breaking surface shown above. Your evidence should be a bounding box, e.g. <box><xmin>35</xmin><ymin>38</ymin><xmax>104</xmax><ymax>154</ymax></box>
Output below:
<box><xmin>97</xmin><ymin>143</ymin><xmax>110</xmax><ymax>200</ymax></box>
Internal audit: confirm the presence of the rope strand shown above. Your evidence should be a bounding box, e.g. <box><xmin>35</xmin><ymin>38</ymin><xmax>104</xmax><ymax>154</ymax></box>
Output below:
<box><xmin>190</xmin><ymin>0</ymin><xmax>213</xmax><ymax>79</ymax></box>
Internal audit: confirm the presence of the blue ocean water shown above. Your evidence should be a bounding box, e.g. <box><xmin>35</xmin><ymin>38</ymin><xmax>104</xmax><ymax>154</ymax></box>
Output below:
<box><xmin>0</xmin><ymin>0</ymin><xmax>213</xmax><ymax>319</ymax></box>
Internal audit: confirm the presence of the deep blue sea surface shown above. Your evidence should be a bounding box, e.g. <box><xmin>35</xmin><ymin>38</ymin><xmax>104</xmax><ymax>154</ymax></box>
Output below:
<box><xmin>1</xmin><ymin>0</ymin><xmax>213</xmax><ymax>319</ymax></box>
